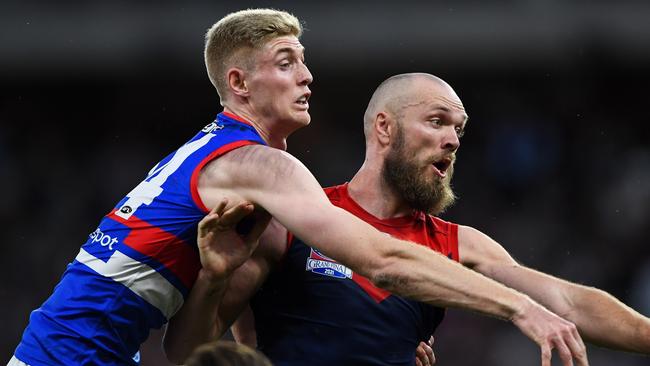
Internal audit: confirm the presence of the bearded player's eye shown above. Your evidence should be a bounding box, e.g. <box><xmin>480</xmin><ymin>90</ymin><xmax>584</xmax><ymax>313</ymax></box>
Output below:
<box><xmin>456</xmin><ymin>127</ymin><xmax>465</xmax><ymax>138</ymax></box>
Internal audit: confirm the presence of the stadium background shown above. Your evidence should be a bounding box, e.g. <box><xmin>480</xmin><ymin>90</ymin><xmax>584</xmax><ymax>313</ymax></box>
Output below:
<box><xmin>1</xmin><ymin>1</ymin><xmax>649</xmax><ymax>365</ymax></box>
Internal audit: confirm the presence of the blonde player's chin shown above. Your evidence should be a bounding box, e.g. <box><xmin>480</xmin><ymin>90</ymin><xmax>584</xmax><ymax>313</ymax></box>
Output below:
<box><xmin>294</xmin><ymin>113</ymin><xmax>311</xmax><ymax>126</ymax></box>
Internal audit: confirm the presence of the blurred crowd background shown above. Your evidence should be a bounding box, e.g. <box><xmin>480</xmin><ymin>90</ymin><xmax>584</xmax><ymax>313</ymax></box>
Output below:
<box><xmin>2</xmin><ymin>1</ymin><xmax>649</xmax><ymax>365</ymax></box>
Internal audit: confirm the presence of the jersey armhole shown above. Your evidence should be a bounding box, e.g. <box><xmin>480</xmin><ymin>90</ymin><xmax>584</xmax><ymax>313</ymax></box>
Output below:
<box><xmin>449</xmin><ymin>223</ymin><xmax>460</xmax><ymax>262</ymax></box>
<box><xmin>276</xmin><ymin>231</ymin><xmax>294</xmax><ymax>270</ymax></box>
<box><xmin>190</xmin><ymin>140</ymin><xmax>261</xmax><ymax>213</ymax></box>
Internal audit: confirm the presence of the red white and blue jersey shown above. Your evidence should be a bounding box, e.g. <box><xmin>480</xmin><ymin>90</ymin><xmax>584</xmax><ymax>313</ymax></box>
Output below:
<box><xmin>250</xmin><ymin>183</ymin><xmax>460</xmax><ymax>366</ymax></box>
<box><xmin>14</xmin><ymin>112</ymin><xmax>265</xmax><ymax>366</ymax></box>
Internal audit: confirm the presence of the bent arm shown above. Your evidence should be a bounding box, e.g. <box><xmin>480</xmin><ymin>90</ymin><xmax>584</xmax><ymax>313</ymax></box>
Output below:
<box><xmin>163</xmin><ymin>251</ymin><xmax>274</xmax><ymax>363</ymax></box>
<box><xmin>163</xmin><ymin>270</ymin><xmax>229</xmax><ymax>364</ymax></box>
<box><xmin>163</xmin><ymin>218</ymin><xmax>284</xmax><ymax>364</ymax></box>
<box><xmin>460</xmin><ymin>224</ymin><xmax>650</xmax><ymax>353</ymax></box>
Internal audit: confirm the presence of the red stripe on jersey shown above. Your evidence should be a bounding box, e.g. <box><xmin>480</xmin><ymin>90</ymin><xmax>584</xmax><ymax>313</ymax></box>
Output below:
<box><xmin>286</xmin><ymin>231</ymin><xmax>294</xmax><ymax>251</ymax></box>
<box><xmin>222</xmin><ymin>111</ymin><xmax>254</xmax><ymax>126</ymax></box>
<box><xmin>190</xmin><ymin>140</ymin><xmax>261</xmax><ymax>213</ymax></box>
<box><xmin>108</xmin><ymin>209</ymin><xmax>201</xmax><ymax>289</ymax></box>
<box><xmin>351</xmin><ymin>274</ymin><xmax>391</xmax><ymax>303</ymax></box>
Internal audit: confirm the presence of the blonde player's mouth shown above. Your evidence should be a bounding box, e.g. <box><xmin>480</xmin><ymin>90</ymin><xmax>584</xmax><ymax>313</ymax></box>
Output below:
<box><xmin>295</xmin><ymin>92</ymin><xmax>311</xmax><ymax>110</ymax></box>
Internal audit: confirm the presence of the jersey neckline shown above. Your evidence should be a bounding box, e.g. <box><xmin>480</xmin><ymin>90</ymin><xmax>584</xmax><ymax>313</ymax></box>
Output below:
<box><xmin>333</xmin><ymin>183</ymin><xmax>427</xmax><ymax>228</ymax></box>
<box><xmin>219</xmin><ymin>111</ymin><xmax>254</xmax><ymax>126</ymax></box>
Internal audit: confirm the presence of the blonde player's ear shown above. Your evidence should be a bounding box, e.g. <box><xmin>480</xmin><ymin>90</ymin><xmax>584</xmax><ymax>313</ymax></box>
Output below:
<box><xmin>227</xmin><ymin>68</ymin><xmax>249</xmax><ymax>97</ymax></box>
<box><xmin>374</xmin><ymin>112</ymin><xmax>392</xmax><ymax>147</ymax></box>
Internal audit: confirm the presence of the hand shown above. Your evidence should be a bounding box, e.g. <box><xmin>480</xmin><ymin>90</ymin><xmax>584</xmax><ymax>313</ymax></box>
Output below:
<box><xmin>512</xmin><ymin>299</ymin><xmax>589</xmax><ymax>366</ymax></box>
<box><xmin>415</xmin><ymin>336</ymin><xmax>435</xmax><ymax>366</ymax></box>
<box><xmin>197</xmin><ymin>199</ymin><xmax>269</xmax><ymax>280</ymax></box>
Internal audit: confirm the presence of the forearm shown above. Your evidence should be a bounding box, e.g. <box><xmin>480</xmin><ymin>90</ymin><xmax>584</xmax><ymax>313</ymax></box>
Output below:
<box><xmin>568</xmin><ymin>286</ymin><xmax>650</xmax><ymax>353</ymax></box>
<box><xmin>483</xmin><ymin>261</ymin><xmax>650</xmax><ymax>354</ymax></box>
<box><xmin>275</xmin><ymin>204</ymin><xmax>534</xmax><ymax>321</ymax></box>
<box><xmin>371</xmin><ymin>241</ymin><xmax>533</xmax><ymax>321</ymax></box>
<box><xmin>231</xmin><ymin>305</ymin><xmax>258</xmax><ymax>348</ymax></box>
<box><xmin>163</xmin><ymin>270</ymin><xmax>230</xmax><ymax>364</ymax></box>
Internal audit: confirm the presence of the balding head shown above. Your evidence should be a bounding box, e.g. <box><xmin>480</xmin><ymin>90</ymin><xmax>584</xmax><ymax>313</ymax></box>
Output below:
<box><xmin>363</xmin><ymin>73</ymin><xmax>463</xmax><ymax>141</ymax></box>
<box><xmin>360</xmin><ymin>73</ymin><xmax>466</xmax><ymax>215</ymax></box>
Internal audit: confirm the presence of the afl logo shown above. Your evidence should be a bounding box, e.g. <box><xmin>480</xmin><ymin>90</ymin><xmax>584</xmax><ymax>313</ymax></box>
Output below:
<box><xmin>306</xmin><ymin>248</ymin><xmax>353</xmax><ymax>279</ymax></box>
<box><xmin>120</xmin><ymin>205</ymin><xmax>133</xmax><ymax>214</ymax></box>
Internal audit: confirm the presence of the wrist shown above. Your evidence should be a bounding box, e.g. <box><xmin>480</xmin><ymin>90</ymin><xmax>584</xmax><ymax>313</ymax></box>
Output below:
<box><xmin>197</xmin><ymin>268</ymin><xmax>231</xmax><ymax>288</ymax></box>
<box><xmin>508</xmin><ymin>293</ymin><xmax>535</xmax><ymax>324</ymax></box>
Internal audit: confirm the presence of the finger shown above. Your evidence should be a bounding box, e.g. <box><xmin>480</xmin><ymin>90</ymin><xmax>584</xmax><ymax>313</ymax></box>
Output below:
<box><xmin>217</xmin><ymin>202</ymin><xmax>255</xmax><ymax>227</ymax></box>
<box><xmin>427</xmin><ymin>336</ymin><xmax>436</xmax><ymax>364</ymax></box>
<box><xmin>200</xmin><ymin>199</ymin><xmax>229</xmax><ymax>225</ymax></box>
<box><xmin>541</xmin><ymin>343</ymin><xmax>552</xmax><ymax>366</ymax></box>
<box><xmin>415</xmin><ymin>343</ymin><xmax>428</xmax><ymax>366</ymax></box>
<box><xmin>423</xmin><ymin>343</ymin><xmax>434</xmax><ymax>365</ymax></box>
<box><xmin>205</xmin><ymin>199</ymin><xmax>229</xmax><ymax>219</ymax></box>
<box><xmin>198</xmin><ymin>199</ymin><xmax>229</xmax><ymax>236</ymax></box>
<box><xmin>552</xmin><ymin>338</ymin><xmax>574</xmax><ymax>366</ymax></box>
<box><xmin>213</xmin><ymin>198</ymin><xmax>229</xmax><ymax>216</ymax></box>
<box><xmin>415</xmin><ymin>358</ymin><xmax>423</xmax><ymax>366</ymax></box>
<box><xmin>566</xmin><ymin>328</ymin><xmax>589</xmax><ymax>366</ymax></box>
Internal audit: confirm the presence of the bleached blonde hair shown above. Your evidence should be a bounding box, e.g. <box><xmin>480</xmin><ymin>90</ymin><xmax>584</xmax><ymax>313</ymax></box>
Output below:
<box><xmin>204</xmin><ymin>9</ymin><xmax>303</xmax><ymax>102</ymax></box>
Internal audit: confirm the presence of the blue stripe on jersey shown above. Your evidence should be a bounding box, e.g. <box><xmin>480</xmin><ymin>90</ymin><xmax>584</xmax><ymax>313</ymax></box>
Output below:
<box><xmin>15</xmin><ymin>263</ymin><xmax>165</xmax><ymax>365</ymax></box>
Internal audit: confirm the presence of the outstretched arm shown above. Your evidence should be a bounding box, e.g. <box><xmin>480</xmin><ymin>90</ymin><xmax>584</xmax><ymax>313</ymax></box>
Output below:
<box><xmin>198</xmin><ymin>145</ymin><xmax>589</xmax><ymax>366</ymax></box>
<box><xmin>460</xmin><ymin>225</ymin><xmax>650</xmax><ymax>354</ymax></box>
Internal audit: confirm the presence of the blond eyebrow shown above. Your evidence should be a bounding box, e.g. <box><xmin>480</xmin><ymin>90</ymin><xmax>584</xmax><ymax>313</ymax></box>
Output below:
<box><xmin>274</xmin><ymin>46</ymin><xmax>304</xmax><ymax>56</ymax></box>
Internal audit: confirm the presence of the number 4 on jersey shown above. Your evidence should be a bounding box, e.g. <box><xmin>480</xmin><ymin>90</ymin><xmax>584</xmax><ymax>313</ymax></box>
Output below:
<box><xmin>115</xmin><ymin>133</ymin><xmax>217</xmax><ymax>219</ymax></box>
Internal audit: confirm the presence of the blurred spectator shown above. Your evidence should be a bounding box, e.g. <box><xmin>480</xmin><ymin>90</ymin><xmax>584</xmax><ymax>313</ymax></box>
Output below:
<box><xmin>184</xmin><ymin>341</ymin><xmax>272</xmax><ymax>366</ymax></box>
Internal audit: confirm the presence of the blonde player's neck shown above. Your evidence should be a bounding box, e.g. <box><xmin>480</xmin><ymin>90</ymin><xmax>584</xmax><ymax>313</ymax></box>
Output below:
<box><xmin>222</xmin><ymin>107</ymin><xmax>289</xmax><ymax>150</ymax></box>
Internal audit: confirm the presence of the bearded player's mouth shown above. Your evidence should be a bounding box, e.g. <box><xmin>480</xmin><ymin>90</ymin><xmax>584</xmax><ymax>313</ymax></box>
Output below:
<box><xmin>431</xmin><ymin>157</ymin><xmax>453</xmax><ymax>178</ymax></box>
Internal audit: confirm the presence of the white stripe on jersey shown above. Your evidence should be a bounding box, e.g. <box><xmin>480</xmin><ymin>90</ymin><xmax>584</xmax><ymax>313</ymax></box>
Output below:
<box><xmin>8</xmin><ymin>355</ymin><xmax>30</xmax><ymax>366</ymax></box>
<box><xmin>75</xmin><ymin>248</ymin><xmax>184</xmax><ymax>320</ymax></box>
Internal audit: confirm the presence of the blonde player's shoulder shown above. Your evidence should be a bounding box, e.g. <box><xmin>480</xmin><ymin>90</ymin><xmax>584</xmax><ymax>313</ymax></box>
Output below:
<box><xmin>203</xmin><ymin>144</ymin><xmax>305</xmax><ymax>188</ymax></box>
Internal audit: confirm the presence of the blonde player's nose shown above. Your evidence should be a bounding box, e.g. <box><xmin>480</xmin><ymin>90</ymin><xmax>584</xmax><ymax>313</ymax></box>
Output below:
<box><xmin>299</xmin><ymin>62</ymin><xmax>313</xmax><ymax>86</ymax></box>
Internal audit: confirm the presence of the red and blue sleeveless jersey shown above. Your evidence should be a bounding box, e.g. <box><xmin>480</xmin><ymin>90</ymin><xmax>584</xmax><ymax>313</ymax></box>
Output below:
<box><xmin>250</xmin><ymin>183</ymin><xmax>460</xmax><ymax>366</ymax></box>
<box><xmin>14</xmin><ymin>112</ymin><xmax>265</xmax><ymax>366</ymax></box>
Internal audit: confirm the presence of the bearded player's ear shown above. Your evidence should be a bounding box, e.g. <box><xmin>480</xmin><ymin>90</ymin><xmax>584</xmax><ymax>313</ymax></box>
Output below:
<box><xmin>374</xmin><ymin>111</ymin><xmax>394</xmax><ymax>147</ymax></box>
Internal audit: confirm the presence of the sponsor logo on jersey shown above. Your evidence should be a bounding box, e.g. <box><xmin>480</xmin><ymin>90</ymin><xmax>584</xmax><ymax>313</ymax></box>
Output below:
<box><xmin>201</xmin><ymin>122</ymin><xmax>225</xmax><ymax>134</ymax></box>
<box><xmin>306</xmin><ymin>248</ymin><xmax>352</xmax><ymax>279</ymax></box>
<box><xmin>89</xmin><ymin>227</ymin><xmax>118</xmax><ymax>251</ymax></box>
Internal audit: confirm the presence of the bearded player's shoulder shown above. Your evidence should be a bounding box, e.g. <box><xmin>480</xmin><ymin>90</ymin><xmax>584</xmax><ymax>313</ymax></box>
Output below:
<box><xmin>417</xmin><ymin>214</ymin><xmax>460</xmax><ymax>261</ymax></box>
